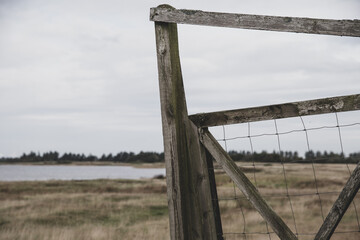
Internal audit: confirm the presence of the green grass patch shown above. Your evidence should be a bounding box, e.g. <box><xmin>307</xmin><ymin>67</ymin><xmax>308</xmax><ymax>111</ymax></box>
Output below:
<box><xmin>122</xmin><ymin>205</ymin><xmax>168</xmax><ymax>226</ymax></box>
<box><xmin>29</xmin><ymin>209</ymin><xmax>123</xmax><ymax>226</ymax></box>
<box><xmin>0</xmin><ymin>216</ymin><xmax>10</xmax><ymax>228</ymax></box>
<box><xmin>103</xmin><ymin>195</ymin><xmax>141</xmax><ymax>202</ymax></box>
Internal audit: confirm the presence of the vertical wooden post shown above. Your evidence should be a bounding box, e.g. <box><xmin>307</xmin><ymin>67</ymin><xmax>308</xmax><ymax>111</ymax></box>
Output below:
<box><xmin>154</xmin><ymin>5</ymin><xmax>220</xmax><ymax>240</ymax></box>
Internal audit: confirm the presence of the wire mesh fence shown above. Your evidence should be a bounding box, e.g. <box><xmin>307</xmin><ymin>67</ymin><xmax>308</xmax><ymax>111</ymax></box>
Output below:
<box><xmin>209</xmin><ymin>111</ymin><xmax>360</xmax><ymax>240</ymax></box>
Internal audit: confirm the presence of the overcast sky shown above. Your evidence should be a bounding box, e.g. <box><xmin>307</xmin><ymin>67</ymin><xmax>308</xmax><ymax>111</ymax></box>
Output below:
<box><xmin>1</xmin><ymin>0</ymin><xmax>359</xmax><ymax>157</ymax></box>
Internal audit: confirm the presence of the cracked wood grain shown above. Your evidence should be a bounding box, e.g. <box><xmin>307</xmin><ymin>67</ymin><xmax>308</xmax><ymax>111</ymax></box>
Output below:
<box><xmin>155</xmin><ymin>20</ymin><xmax>219</xmax><ymax>240</ymax></box>
<box><xmin>150</xmin><ymin>6</ymin><xmax>360</xmax><ymax>37</ymax></box>
<box><xmin>189</xmin><ymin>94</ymin><xmax>360</xmax><ymax>128</ymax></box>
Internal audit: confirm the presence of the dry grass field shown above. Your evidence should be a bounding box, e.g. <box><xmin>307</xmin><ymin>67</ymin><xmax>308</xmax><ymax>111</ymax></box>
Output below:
<box><xmin>0</xmin><ymin>163</ymin><xmax>359</xmax><ymax>240</ymax></box>
<box><xmin>0</xmin><ymin>179</ymin><xmax>170</xmax><ymax>240</ymax></box>
<box><xmin>217</xmin><ymin>163</ymin><xmax>360</xmax><ymax>240</ymax></box>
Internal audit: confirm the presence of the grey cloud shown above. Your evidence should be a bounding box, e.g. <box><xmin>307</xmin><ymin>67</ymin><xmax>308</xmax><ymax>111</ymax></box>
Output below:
<box><xmin>0</xmin><ymin>0</ymin><xmax>359</xmax><ymax>157</ymax></box>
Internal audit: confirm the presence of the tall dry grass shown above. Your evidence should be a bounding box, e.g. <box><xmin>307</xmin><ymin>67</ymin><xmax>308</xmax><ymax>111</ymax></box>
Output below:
<box><xmin>0</xmin><ymin>179</ymin><xmax>170</xmax><ymax>240</ymax></box>
<box><xmin>0</xmin><ymin>163</ymin><xmax>359</xmax><ymax>239</ymax></box>
<box><xmin>216</xmin><ymin>163</ymin><xmax>360</xmax><ymax>240</ymax></box>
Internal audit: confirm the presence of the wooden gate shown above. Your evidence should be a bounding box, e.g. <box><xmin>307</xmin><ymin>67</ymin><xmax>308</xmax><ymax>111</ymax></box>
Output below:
<box><xmin>150</xmin><ymin>5</ymin><xmax>360</xmax><ymax>240</ymax></box>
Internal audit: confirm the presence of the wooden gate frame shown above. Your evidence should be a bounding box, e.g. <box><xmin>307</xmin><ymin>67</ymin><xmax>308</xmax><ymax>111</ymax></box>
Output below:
<box><xmin>150</xmin><ymin>5</ymin><xmax>360</xmax><ymax>240</ymax></box>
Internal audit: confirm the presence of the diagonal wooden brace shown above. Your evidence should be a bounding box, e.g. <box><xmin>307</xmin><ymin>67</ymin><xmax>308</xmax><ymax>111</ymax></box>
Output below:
<box><xmin>199</xmin><ymin>128</ymin><xmax>298</xmax><ymax>240</ymax></box>
<box><xmin>314</xmin><ymin>162</ymin><xmax>360</xmax><ymax>240</ymax></box>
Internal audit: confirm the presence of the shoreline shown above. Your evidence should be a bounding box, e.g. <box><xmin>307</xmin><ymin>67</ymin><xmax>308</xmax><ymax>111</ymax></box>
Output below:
<box><xmin>0</xmin><ymin>161</ymin><xmax>165</xmax><ymax>169</ymax></box>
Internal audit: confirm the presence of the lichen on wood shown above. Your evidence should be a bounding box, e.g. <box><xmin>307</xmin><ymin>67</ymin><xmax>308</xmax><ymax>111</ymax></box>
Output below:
<box><xmin>150</xmin><ymin>6</ymin><xmax>360</xmax><ymax>37</ymax></box>
<box><xmin>189</xmin><ymin>94</ymin><xmax>360</xmax><ymax>127</ymax></box>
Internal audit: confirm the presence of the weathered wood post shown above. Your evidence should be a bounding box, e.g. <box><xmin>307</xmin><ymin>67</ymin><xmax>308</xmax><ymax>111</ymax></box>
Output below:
<box><xmin>150</xmin><ymin>4</ymin><xmax>360</xmax><ymax>239</ymax></box>
<box><xmin>152</xmin><ymin>4</ymin><xmax>222</xmax><ymax>240</ymax></box>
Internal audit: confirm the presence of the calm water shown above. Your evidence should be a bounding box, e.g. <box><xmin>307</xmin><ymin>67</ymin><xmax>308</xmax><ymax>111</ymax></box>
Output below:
<box><xmin>0</xmin><ymin>165</ymin><xmax>165</xmax><ymax>181</ymax></box>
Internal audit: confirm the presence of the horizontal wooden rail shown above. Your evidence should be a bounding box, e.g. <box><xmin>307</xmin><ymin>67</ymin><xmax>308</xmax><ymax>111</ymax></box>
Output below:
<box><xmin>189</xmin><ymin>94</ymin><xmax>360</xmax><ymax>127</ymax></box>
<box><xmin>315</xmin><ymin>162</ymin><xmax>360</xmax><ymax>240</ymax></box>
<box><xmin>200</xmin><ymin>129</ymin><xmax>297</xmax><ymax>240</ymax></box>
<box><xmin>150</xmin><ymin>5</ymin><xmax>360</xmax><ymax>37</ymax></box>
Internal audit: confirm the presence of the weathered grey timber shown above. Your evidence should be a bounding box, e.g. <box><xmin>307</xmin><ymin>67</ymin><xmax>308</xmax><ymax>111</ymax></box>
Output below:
<box><xmin>200</xmin><ymin>129</ymin><xmax>298</xmax><ymax>240</ymax></box>
<box><xmin>152</xmin><ymin>4</ymin><xmax>360</xmax><ymax>240</ymax></box>
<box><xmin>189</xmin><ymin>94</ymin><xmax>360</xmax><ymax>127</ymax></box>
<box><xmin>315</xmin><ymin>162</ymin><xmax>360</xmax><ymax>240</ymax></box>
<box><xmin>150</xmin><ymin>7</ymin><xmax>360</xmax><ymax>37</ymax></box>
<box><xmin>154</xmin><ymin>13</ymin><xmax>220</xmax><ymax>240</ymax></box>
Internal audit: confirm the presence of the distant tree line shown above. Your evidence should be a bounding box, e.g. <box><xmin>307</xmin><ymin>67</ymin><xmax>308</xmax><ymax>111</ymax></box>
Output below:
<box><xmin>228</xmin><ymin>150</ymin><xmax>360</xmax><ymax>164</ymax></box>
<box><xmin>0</xmin><ymin>151</ymin><xmax>164</xmax><ymax>164</ymax></box>
<box><xmin>0</xmin><ymin>150</ymin><xmax>359</xmax><ymax>164</ymax></box>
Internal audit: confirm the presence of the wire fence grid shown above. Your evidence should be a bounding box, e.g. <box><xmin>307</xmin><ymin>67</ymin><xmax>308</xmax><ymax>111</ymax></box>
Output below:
<box><xmin>209</xmin><ymin>111</ymin><xmax>360</xmax><ymax>240</ymax></box>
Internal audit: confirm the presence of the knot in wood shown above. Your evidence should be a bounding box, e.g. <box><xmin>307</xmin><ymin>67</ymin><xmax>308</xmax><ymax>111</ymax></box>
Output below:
<box><xmin>312</xmin><ymin>20</ymin><xmax>319</xmax><ymax>32</ymax></box>
<box><xmin>158</xmin><ymin>38</ymin><xmax>166</xmax><ymax>55</ymax></box>
<box><xmin>284</xmin><ymin>17</ymin><xmax>292</xmax><ymax>23</ymax></box>
<box><xmin>167</xmin><ymin>104</ymin><xmax>174</xmax><ymax>117</ymax></box>
<box><xmin>197</xmin><ymin>174</ymin><xmax>205</xmax><ymax>184</ymax></box>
